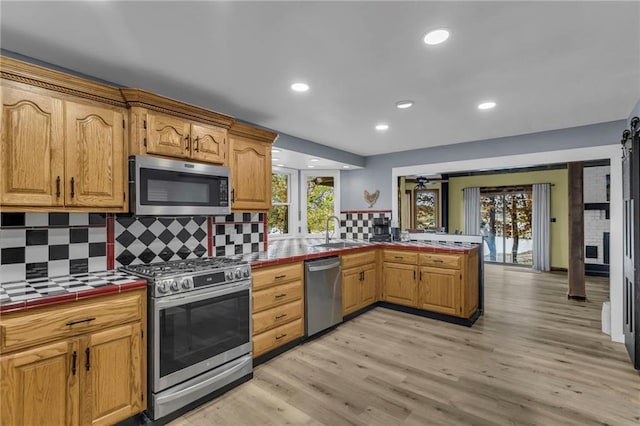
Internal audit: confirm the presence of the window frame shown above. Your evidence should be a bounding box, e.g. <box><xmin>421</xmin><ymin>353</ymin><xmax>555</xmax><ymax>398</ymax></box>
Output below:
<box><xmin>267</xmin><ymin>166</ymin><xmax>299</xmax><ymax>239</ymax></box>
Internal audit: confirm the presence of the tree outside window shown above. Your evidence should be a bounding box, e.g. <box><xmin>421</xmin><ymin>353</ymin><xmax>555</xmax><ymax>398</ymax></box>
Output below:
<box><xmin>268</xmin><ymin>172</ymin><xmax>290</xmax><ymax>235</ymax></box>
<box><xmin>306</xmin><ymin>176</ymin><xmax>335</xmax><ymax>234</ymax></box>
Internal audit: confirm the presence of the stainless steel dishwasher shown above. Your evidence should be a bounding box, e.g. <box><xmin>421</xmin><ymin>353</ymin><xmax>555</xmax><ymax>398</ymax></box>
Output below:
<box><xmin>305</xmin><ymin>256</ymin><xmax>342</xmax><ymax>337</ymax></box>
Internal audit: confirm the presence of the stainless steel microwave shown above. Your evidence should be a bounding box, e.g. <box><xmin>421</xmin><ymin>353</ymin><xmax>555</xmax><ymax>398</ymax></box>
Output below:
<box><xmin>129</xmin><ymin>156</ymin><xmax>231</xmax><ymax>216</ymax></box>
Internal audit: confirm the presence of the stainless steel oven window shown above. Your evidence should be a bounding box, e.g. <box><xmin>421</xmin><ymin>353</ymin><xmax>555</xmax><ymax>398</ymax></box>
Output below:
<box><xmin>151</xmin><ymin>281</ymin><xmax>252</xmax><ymax>392</ymax></box>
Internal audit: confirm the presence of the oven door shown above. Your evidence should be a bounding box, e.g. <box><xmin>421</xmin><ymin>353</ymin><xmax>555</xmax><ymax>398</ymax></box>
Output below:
<box><xmin>150</xmin><ymin>281</ymin><xmax>251</xmax><ymax>392</ymax></box>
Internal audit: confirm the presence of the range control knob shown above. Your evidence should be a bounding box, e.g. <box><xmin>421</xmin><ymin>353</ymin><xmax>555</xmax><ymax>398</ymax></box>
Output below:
<box><xmin>235</xmin><ymin>269</ymin><xmax>242</xmax><ymax>279</ymax></box>
<box><xmin>243</xmin><ymin>268</ymin><xmax>250</xmax><ymax>278</ymax></box>
<box><xmin>181</xmin><ymin>279</ymin><xmax>192</xmax><ymax>290</ymax></box>
<box><xmin>226</xmin><ymin>271</ymin><xmax>234</xmax><ymax>281</ymax></box>
<box><xmin>157</xmin><ymin>281</ymin><xmax>169</xmax><ymax>294</ymax></box>
<box><xmin>170</xmin><ymin>280</ymin><xmax>180</xmax><ymax>291</ymax></box>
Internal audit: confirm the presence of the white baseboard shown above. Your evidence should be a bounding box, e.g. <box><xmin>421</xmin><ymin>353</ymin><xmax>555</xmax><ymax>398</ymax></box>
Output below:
<box><xmin>611</xmin><ymin>333</ymin><xmax>625</xmax><ymax>344</ymax></box>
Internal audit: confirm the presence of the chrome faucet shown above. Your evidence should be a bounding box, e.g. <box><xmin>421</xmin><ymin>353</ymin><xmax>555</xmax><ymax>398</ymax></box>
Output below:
<box><xmin>325</xmin><ymin>215</ymin><xmax>341</xmax><ymax>244</ymax></box>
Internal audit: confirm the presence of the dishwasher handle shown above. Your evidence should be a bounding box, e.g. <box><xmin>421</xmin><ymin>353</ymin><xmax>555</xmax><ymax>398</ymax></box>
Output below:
<box><xmin>307</xmin><ymin>261</ymin><xmax>341</xmax><ymax>272</ymax></box>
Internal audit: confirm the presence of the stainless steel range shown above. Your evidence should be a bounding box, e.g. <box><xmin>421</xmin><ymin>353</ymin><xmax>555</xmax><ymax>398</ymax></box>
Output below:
<box><xmin>122</xmin><ymin>257</ymin><xmax>253</xmax><ymax>420</ymax></box>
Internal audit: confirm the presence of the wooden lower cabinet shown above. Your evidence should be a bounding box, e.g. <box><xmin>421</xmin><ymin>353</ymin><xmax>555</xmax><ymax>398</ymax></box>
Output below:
<box><xmin>252</xmin><ymin>262</ymin><xmax>304</xmax><ymax>358</ymax></box>
<box><xmin>0</xmin><ymin>290</ymin><xmax>146</xmax><ymax>426</ymax></box>
<box><xmin>342</xmin><ymin>263</ymin><xmax>377</xmax><ymax>316</ymax></box>
<box><xmin>417</xmin><ymin>266</ymin><xmax>461</xmax><ymax>316</ymax></box>
<box><xmin>85</xmin><ymin>323</ymin><xmax>143</xmax><ymax>426</ymax></box>
<box><xmin>382</xmin><ymin>262</ymin><xmax>417</xmax><ymax>307</ymax></box>
<box><xmin>382</xmin><ymin>248</ymin><xmax>479</xmax><ymax>318</ymax></box>
<box><xmin>0</xmin><ymin>340</ymin><xmax>79</xmax><ymax>426</ymax></box>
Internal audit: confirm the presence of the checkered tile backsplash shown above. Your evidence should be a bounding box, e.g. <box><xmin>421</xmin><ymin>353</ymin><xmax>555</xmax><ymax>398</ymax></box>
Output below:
<box><xmin>115</xmin><ymin>212</ymin><xmax>265</xmax><ymax>267</ymax></box>
<box><xmin>115</xmin><ymin>215</ymin><xmax>208</xmax><ymax>266</ymax></box>
<box><xmin>1</xmin><ymin>213</ymin><xmax>107</xmax><ymax>283</ymax></box>
<box><xmin>340</xmin><ymin>211</ymin><xmax>391</xmax><ymax>240</ymax></box>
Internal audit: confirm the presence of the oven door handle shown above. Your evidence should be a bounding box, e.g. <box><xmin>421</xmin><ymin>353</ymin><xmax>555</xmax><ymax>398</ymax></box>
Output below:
<box><xmin>154</xmin><ymin>281</ymin><xmax>250</xmax><ymax>310</ymax></box>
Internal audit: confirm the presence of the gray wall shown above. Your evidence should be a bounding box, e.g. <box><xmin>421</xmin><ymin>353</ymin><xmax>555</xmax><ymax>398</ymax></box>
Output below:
<box><xmin>274</xmin><ymin>132</ymin><xmax>365</xmax><ymax>168</ymax></box>
<box><xmin>341</xmin><ymin>119</ymin><xmax>626</xmax><ymax>210</ymax></box>
<box><xmin>629</xmin><ymin>99</ymin><xmax>640</xmax><ymax>124</ymax></box>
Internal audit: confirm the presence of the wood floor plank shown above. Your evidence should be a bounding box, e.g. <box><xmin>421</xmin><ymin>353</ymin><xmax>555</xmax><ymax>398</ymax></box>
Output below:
<box><xmin>168</xmin><ymin>265</ymin><xmax>640</xmax><ymax>425</ymax></box>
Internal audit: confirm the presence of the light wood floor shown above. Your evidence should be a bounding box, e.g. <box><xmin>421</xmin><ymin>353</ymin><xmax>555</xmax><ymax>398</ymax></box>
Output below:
<box><xmin>169</xmin><ymin>265</ymin><xmax>640</xmax><ymax>425</ymax></box>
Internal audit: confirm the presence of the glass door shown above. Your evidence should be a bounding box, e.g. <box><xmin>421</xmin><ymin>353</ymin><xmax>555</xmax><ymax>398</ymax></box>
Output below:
<box><xmin>481</xmin><ymin>188</ymin><xmax>533</xmax><ymax>265</ymax></box>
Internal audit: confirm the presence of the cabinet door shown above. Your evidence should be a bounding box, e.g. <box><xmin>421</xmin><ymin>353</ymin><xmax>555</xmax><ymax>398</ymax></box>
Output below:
<box><xmin>65</xmin><ymin>101</ymin><xmax>125</xmax><ymax>208</ymax></box>
<box><xmin>229</xmin><ymin>137</ymin><xmax>271</xmax><ymax>211</ymax></box>
<box><xmin>146</xmin><ymin>112</ymin><xmax>190</xmax><ymax>158</ymax></box>
<box><xmin>360</xmin><ymin>263</ymin><xmax>377</xmax><ymax>307</ymax></box>
<box><xmin>191</xmin><ymin>123</ymin><xmax>227</xmax><ymax>164</ymax></box>
<box><xmin>1</xmin><ymin>339</ymin><xmax>79</xmax><ymax>426</ymax></box>
<box><xmin>382</xmin><ymin>263</ymin><xmax>417</xmax><ymax>307</ymax></box>
<box><xmin>342</xmin><ymin>267</ymin><xmax>362</xmax><ymax>316</ymax></box>
<box><xmin>418</xmin><ymin>267</ymin><xmax>461</xmax><ymax>316</ymax></box>
<box><xmin>83</xmin><ymin>323</ymin><xmax>143</xmax><ymax>426</ymax></box>
<box><xmin>1</xmin><ymin>86</ymin><xmax>64</xmax><ymax>206</ymax></box>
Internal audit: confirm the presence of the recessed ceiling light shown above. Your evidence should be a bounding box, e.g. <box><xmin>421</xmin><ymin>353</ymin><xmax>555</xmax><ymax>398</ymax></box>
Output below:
<box><xmin>272</xmin><ymin>158</ymin><xmax>280</xmax><ymax>162</ymax></box>
<box><xmin>395</xmin><ymin>100</ymin><xmax>414</xmax><ymax>109</ymax></box>
<box><xmin>277</xmin><ymin>164</ymin><xmax>285</xmax><ymax>167</ymax></box>
<box><xmin>375</xmin><ymin>124</ymin><xmax>389</xmax><ymax>131</ymax></box>
<box><xmin>272</xmin><ymin>148</ymin><xmax>281</xmax><ymax>153</ymax></box>
<box><xmin>307</xmin><ymin>165</ymin><xmax>315</xmax><ymax>168</ymax></box>
<box><xmin>423</xmin><ymin>29</ymin><xmax>450</xmax><ymax>45</ymax></box>
<box><xmin>342</xmin><ymin>165</ymin><xmax>350</xmax><ymax>169</ymax></box>
<box><xmin>477</xmin><ymin>101</ymin><xmax>497</xmax><ymax>110</ymax></box>
<box><xmin>291</xmin><ymin>82</ymin><xmax>309</xmax><ymax>92</ymax></box>
<box><xmin>310</xmin><ymin>158</ymin><xmax>319</xmax><ymax>162</ymax></box>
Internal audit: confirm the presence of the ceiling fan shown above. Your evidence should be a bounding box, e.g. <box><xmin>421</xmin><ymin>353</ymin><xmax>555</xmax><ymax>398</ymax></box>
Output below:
<box><xmin>414</xmin><ymin>175</ymin><xmax>448</xmax><ymax>189</ymax></box>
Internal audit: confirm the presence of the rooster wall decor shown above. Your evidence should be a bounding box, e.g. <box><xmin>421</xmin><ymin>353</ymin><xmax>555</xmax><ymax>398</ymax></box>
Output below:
<box><xmin>364</xmin><ymin>189</ymin><xmax>380</xmax><ymax>208</ymax></box>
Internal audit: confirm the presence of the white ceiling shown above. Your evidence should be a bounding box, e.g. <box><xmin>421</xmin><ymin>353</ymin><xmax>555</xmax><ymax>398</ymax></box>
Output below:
<box><xmin>2</xmin><ymin>1</ymin><xmax>639</xmax><ymax>157</ymax></box>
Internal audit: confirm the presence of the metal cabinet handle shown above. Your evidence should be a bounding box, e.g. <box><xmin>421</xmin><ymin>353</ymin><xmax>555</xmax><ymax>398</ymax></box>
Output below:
<box><xmin>71</xmin><ymin>351</ymin><xmax>77</xmax><ymax>375</ymax></box>
<box><xmin>194</xmin><ymin>136</ymin><xmax>200</xmax><ymax>152</ymax></box>
<box><xmin>420</xmin><ymin>271</ymin><xmax>423</xmax><ymax>281</ymax></box>
<box><xmin>185</xmin><ymin>134</ymin><xmax>190</xmax><ymax>151</ymax></box>
<box><xmin>85</xmin><ymin>347</ymin><xmax>91</xmax><ymax>371</ymax></box>
<box><xmin>231</xmin><ymin>189</ymin><xmax>235</xmax><ymax>203</ymax></box>
<box><xmin>56</xmin><ymin>176</ymin><xmax>61</xmax><ymax>198</ymax></box>
<box><xmin>275</xmin><ymin>275</ymin><xmax>287</xmax><ymax>279</ymax></box>
<box><xmin>70</xmin><ymin>177</ymin><xmax>75</xmax><ymax>198</ymax></box>
<box><xmin>275</xmin><ymin>333</ymin><xmax>287</xmax><ymax>340</ymax></box>
<box><xmin>433</xmin><ymin>259</ymin><xmax>444</xmax><ymax>263</ymax></box>
<box><xmin>394</xmin><ymin>256</ymin><xmax>403</xmax><ymax>259</ymax></box>
<box><xmin>66</xmin><ymin>317</ymin><xmax>96</xmax><ymax>327</ymax></box>
<box><xmin>274</xmin><ymin>293</ymin><xmax>287</xmax><ymax>299</ymax></box>
<box><xmin>275</xmin><ymin>313</ymin><xmax>287</xmax><ymax>320</ymax></box>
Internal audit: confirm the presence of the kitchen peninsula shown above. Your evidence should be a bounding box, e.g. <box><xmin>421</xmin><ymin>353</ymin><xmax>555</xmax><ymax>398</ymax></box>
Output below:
<box><xmin>244</xmin><ymin>237</ymin><xmax>483</xmax><ymax>364</ymax></box>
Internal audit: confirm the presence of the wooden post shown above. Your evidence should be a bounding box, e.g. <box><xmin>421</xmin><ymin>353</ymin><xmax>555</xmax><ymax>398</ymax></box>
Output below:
<box><xmin>568</xmin><ymin>162</ymin><xmax>586</xmax><ymax>300</ymax></box>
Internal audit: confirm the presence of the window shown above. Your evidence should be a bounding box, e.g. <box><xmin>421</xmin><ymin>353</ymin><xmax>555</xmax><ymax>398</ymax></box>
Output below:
<box><xmin>267</xmin><ymin>168</ymin><xmax>297</xmax><ymax>237</ymax></box>
<box><xmin>301</xmin><ymin>170</ymin><xmax>340</xmax><ymax>236</ymax></box>
<box><xmin>269</xmin><ymin>168</ymin><xmax>340</xmax><ymax>238</ymax></box>
<box><xmin>414</xmin><ymin>189</ymin><xmax>439</xmax><ymax>230</ymax></box>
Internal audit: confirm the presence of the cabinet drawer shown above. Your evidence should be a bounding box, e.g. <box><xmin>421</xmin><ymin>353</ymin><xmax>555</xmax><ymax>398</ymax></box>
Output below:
<box><xmin>341</xmin><ymin>250</ymin><xmax>376</xmax><ymax>269</ymax></box>
<box><xmin>0</xmin><ymin>290</ymin><xmax>144</xmax><ymax>353</ymax></box>
<box><xmin>383</xmin><ymin>250</ymin><xmax>418</xmax><ymax>264</ymax></box>
<box><xmin>252</xmin><ymin>281</ymin><xmax>303</xmax><ymax>313</ymax></box>
<box><xmin>252</xmin><ymin>300</ymin><xmax>303</xmax><ymax>335</ymax></box>
<box><xmin>252</xmin><ymin>262</ymin><xmax>303</xmax><ymax>291</ymax></box>
<box><xmin>253</xmin><ymin>318</ymin><xmax>303</xmax><ymax>358</ymax></box>
<box><xmin>419</xmin><ymin>253</ymin><xmax>461</xmax><ymax>269</ymax></box>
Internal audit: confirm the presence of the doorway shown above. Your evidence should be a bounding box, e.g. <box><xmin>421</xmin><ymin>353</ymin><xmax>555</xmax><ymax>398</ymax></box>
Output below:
<box><xmin>480</xmin><ymin>187</ymin><xmax>533</xmax><ymax>265</ymax></box>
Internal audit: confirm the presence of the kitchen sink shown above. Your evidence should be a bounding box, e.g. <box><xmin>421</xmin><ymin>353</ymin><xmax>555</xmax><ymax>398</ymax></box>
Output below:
<box><xmin>314</xmin><ymin>241</ymin><xmax>368</xmax><ymax>249</ymax></box>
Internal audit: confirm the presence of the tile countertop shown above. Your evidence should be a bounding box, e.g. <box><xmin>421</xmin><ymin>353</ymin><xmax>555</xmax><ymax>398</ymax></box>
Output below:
<box><xmin>244</xmin><ymin>238</ymin><xmax>480</xmax><ymax>269</ymax></box>
<box><xmin>0</xmin><ymin>271</ymin><xmax>147</xmax><ymax>313</ymax></box>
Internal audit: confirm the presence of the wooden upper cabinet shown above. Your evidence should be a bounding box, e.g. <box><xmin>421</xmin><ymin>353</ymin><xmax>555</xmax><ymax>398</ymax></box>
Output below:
<box><xmin>145</xmin><ymin>112</ymin><xmax>190</xmax><ymax>159</ymax></box>
<box><xmin>191</xmin><ymin>122</ymin><xmax>227</xmax><ymax>164</ymax></box>
<box><xmin>229</xmin><ymin>123</ymin><xmax>277</xmax><ymax>211</ymax></box>
<box><xmin>65</xmin><ymin>101</ymin><xmax>125</xmax><ymax>208</ymax></box>
<box><xmin>0</xmin><ymin>86</ymin><xmax>64</xmax><ymax>207</ymax></box>
<box><xmin>0</xmin><ymin>56</ymin><xmax>128</xmax><ymax>212</ymax></box>
<box><xmin>121</xmin><ymin>88</ymin><xmax>233</xmax><ymax>165</ymax></box>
